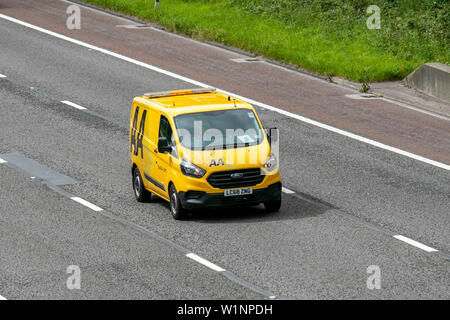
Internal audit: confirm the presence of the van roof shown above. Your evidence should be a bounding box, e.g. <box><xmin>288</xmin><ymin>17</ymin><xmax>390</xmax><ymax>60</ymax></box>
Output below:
<box><xmin>134</xmin><ymin>88</ymin><xmax>253</xmax><ymax>116</ymax></box>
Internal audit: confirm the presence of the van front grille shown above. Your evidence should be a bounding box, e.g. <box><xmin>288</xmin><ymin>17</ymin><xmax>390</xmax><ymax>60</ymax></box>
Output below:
<box><xmin>207</xmin><ymin>169</ymin><xmax>264</xmax><ymax>189</ymax></box>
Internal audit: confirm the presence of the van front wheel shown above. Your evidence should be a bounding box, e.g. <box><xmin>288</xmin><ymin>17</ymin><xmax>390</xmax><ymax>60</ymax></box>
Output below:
<box><xmin>169</xmin><ymin>185</ymin><xmax>186</xmax><ymax>220</ymax></box>
<box><xmin>264</xmin><ymin>198</ymin><xmax>281</xmax><ymax>212</ymax></box>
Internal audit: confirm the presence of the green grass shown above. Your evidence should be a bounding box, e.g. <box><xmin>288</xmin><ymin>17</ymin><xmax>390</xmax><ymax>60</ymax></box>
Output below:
<box><xmin>81</xmin><ymin>0</ymin><xmax>449</xmax><ymax>82</ymax></box>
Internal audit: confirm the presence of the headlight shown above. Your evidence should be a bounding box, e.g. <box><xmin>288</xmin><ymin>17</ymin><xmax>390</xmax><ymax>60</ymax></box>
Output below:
<box><xmin>180</xmin><ymin>158</ymin><xmax>206</xmax><ymax>178</ymax></box>
<box><xmin>263</xmin><ymin>154</ymin><xmax>277</xmax><ymax>171</ymax></box>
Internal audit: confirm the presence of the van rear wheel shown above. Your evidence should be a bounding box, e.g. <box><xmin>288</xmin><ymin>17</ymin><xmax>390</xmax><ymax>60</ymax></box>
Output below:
<box><xmin>133</xmin><ymin>167</ymin><xmax>151</xmax><ymax>202</ymax></box>
<box><xmin>169</xmin><ymin>185</ymin><xmax>186</xmax><ymax>220</ymax></box>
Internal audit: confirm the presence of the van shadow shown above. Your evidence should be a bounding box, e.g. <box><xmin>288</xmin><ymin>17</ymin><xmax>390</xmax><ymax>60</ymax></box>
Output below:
<box><xmin>150</xmin><ymin>191</ymin><xmax>333</xmax><ymax>223</ymax></box>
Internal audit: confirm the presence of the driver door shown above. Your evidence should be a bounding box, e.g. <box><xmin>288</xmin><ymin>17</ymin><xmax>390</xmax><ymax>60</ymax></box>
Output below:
<box><xmin>149</xmin><ymin>114</ymin><xmax>176</xmax><ymax>198</ymax></box>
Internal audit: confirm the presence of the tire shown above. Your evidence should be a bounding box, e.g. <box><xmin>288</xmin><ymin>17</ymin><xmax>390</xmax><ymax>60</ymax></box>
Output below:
<box><xmin>132</xmin><ymin>167</ymin><xmax>151</xmax><ymax>202</ymax></box>
<box><xmin>169</xmin><ymin>184</ymin><xmax>186</xmax><ymax>220</ymax></box>
<box><xmin>264</xmin><ymin>197</ymin><xmax>281</xmax><ymax>212</ymax></box>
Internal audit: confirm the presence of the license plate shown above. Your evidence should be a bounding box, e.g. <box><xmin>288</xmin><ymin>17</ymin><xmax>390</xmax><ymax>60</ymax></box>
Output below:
<box><xmin>224</xmin><ymin>187</ymin><xmax>253</xmax><ymax>197</ymax></box>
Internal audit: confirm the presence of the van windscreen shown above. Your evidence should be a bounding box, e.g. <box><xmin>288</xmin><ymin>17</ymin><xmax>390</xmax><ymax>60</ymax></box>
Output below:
<box><xmin>174</xmin><ymin>109</ymin><xmax>263</xmax><ymax>150</ymax></box>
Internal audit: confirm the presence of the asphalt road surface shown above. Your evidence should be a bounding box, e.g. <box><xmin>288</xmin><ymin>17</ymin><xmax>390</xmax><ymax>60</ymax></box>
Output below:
<box><xmin>0</xmin><ymin>0</ymin><xmax>449</xmax><ymax>299</ymax></box>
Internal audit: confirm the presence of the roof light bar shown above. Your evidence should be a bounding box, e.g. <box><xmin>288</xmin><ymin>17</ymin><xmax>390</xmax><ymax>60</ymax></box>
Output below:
<box><xmin>144</xmin><ymin>87</ymin><xmax>216</xmax><ymax>99</ymax></box>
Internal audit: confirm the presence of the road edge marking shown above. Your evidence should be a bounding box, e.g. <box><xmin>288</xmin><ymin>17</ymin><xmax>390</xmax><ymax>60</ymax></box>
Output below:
<box><xmin>70</xmin><ymin>196</ymin><xmax>104</xmax><ymax>212</ymax></box>
<box><xmin>0</xmin><ymin>13</ymin><xmax>448</xmax><ymax>171</ymax></box>
<box><xmin>186</xmin><ymin>253</ymin><xmax>226</xmax><ymax>272</ymax></box>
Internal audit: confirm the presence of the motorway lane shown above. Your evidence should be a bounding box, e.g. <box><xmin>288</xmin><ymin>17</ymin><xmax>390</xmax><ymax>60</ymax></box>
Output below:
<box><xmin>0</xmin><ymin>165</ymin><xmax>262</xmax><ymax>299</ymax></box>
<box><xmin>0</xmin><ymin>31</ymin><xmax>449</xmax><ymax>300</ymax></box>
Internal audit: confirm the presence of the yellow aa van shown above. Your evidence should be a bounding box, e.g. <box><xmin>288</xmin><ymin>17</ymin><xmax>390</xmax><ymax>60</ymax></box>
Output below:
<box><xmin>129</xmin><ymin>88</ymin><xmax>281</xmax><ymax>219</ymax></box>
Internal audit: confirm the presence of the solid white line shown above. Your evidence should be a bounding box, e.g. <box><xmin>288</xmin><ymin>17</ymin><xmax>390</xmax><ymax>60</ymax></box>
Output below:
<box><xmin>70</xmin><ymin>197</ymin><xmax>103</xmax><ymax>212</ymax></box>
<box><xmin>0</xmin><ymin>158</ymin><xmax>7</xmax><ymax>164</ymax></box>
<box><xmin>186</xmin><ymin>253</ymin><xmax>226</xmax><ymax>272</ymax></box>
<box><xmin>61</xmin><ymin>100</ymin><xmax>87</xmax><ymax>110</ymax></box>
<box><xmin>393</xmin><ymin>235</ymin><xmax>438</xmax><ymax>253</ymax></box>
<box><xmin>0</xmin><ymin>294</ymin><xmax>6</xmax><ymax>300</ymax></box>
<box><xmin>0</xmin><ymin>73</ymin><xmax>6</xmax><ymax>78</ymax></box>
<box><xmin>0</xmin><ymin>13</ymin><xmax>448</xmax><ymax>171</ymax></box>
<box><xmin>282</xmin><ymin>187</ymin><xmax>295</xmax><ymax>194</ymax></box>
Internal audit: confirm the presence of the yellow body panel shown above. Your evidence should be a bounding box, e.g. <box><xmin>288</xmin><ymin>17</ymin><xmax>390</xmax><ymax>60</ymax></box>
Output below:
<box><xmin>130</xmin><ymin>89</ymin><xmax>281</xmax><ymax>202</ymax></box>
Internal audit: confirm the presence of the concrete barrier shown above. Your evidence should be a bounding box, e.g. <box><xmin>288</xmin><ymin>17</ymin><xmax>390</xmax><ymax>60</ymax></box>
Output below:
<box><xmin>405</xmin><ymin>63</ymin><xmax>450</xmax><ymax>102</ymax></box>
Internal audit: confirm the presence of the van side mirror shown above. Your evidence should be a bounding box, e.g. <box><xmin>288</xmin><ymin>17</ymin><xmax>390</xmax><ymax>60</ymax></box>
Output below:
<box><xmin>158</xmin><ymin>137</ymin><xmax>172</xmax><ymax>153</ymax></box>
<box><xmin>265</xmin><ymin>127</ymin><xmax>278</xmax><ymax>145</ymax></box>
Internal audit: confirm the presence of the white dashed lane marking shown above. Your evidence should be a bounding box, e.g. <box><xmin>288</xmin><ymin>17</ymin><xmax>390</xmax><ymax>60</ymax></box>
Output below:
<box><xmin>70</xmin><ymin>197</ymin><xmax>104</xmax><ymax>212</ymax></box>
<box><xmin>0</xmin><ymin>73</ymin><xmax>6</xmax><ymax>78</ymax></box>
<box><xmin>282</xmin><ymin>188</ymin><xmax>443</xmax><ymax>256</ymax></box>
<box><xmin>393</xmin><ymin>235</ymin><xmax>438</xmax><ymax>253</ymax></box>
<box><xmin>61</xmin><ymin>100</ymin><xmax>87</xmax><ymax>110</ymax></box>
<box><xmin>68</xmin><ymin>199</ymin><xmax>230</xmax><ymax>277</ymax></box>
<box><xmin>281</xmin><ymin>187</ymin><xmax>295</xmax><ymax>194</ymax></box>
<box><xmin>186</xmin><ymin>253</ymin><xmax>226</xmax><ymax>272</ymax></box>
<box><xmin>0</xmin><ymin>158</ymin><xmax>7</xmax><ymax>164</ymax></box>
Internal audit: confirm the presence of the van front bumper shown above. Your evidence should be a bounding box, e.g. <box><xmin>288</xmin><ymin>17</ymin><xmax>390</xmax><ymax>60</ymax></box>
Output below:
<box><xmin>178</xmin><ymin>182</ymin><xmax>282</xmax><ymax>210</ymax></box>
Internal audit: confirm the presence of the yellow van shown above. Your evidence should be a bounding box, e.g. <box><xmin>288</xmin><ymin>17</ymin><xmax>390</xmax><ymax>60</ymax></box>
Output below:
<box><xmin>129</xmin><ymin>88</ymin><xmax>281</xmax><ymax>219</ymax></box>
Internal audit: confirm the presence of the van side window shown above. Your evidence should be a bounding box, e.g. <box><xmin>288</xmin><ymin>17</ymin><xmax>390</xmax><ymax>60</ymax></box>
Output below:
<box><xmin>158</xmin><ymin>115</ymin><xmax>178</xmax><ymax>158</ymax></box>
<box><xmin>159</xmin><ymin>115</ymin><xmax>173</xmax><ymax>143</ymax></box>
